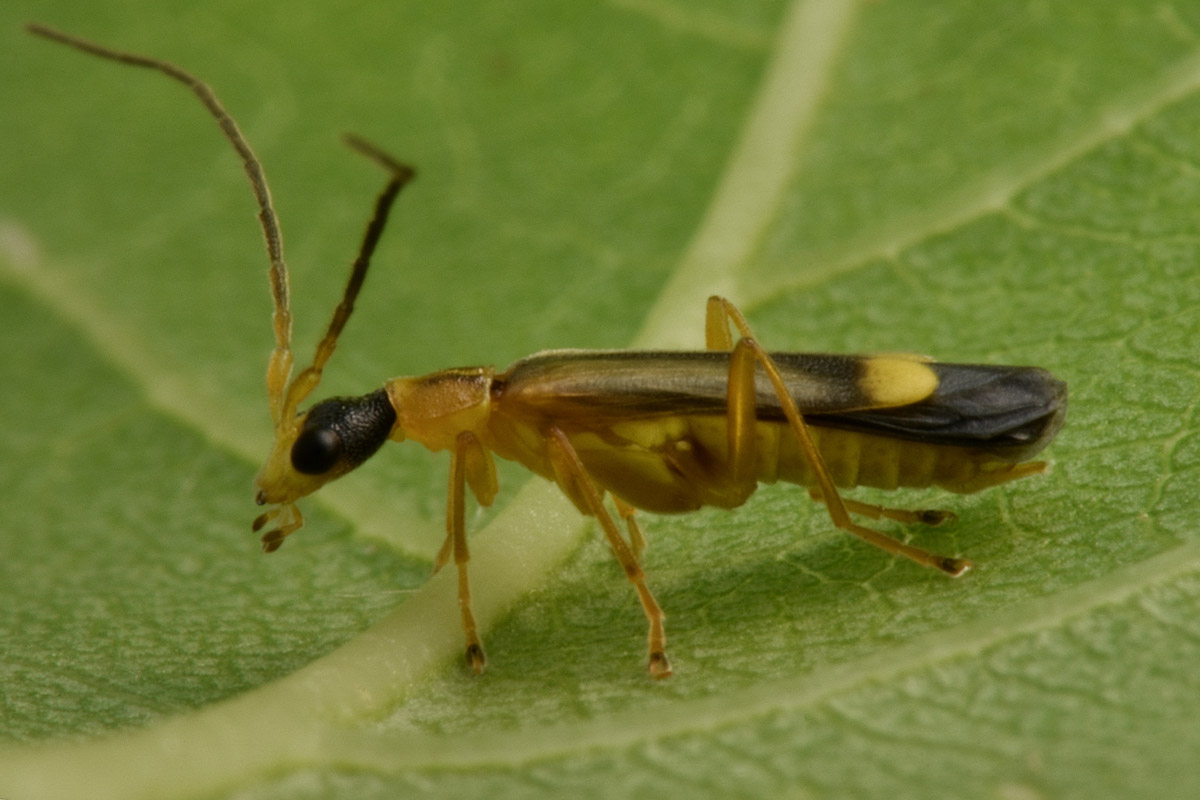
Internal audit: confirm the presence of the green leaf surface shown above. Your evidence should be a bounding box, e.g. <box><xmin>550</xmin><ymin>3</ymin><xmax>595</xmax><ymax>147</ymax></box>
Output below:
<box><xmin>2</xmin><ymin>1</ymin><xmax>1199</xmax><ymax>798</ymax></box>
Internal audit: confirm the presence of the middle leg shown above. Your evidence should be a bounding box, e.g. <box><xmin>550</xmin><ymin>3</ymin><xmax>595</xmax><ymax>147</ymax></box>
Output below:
<box><xmin>547</xmin><ymin>427</ymin><xmax>672</xmax><ymax>678</ymax></box>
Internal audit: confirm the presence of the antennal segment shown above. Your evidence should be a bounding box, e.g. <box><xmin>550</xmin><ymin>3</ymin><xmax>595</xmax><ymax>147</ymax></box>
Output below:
<box><xmin>278</xmin><ymin>134</ymin><xmax>416</xmax><ymax>421</ymax></box>
<box><xmin>25</xmin><ymin>22</ymin><xmax>296</xmax><ymax>425</ymax></box>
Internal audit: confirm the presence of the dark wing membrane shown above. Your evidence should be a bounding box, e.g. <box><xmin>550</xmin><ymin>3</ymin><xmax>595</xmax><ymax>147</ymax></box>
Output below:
<box><xmin>807</xmin><ymin>363</ymin><xmax>1067</xmax><ymax>457</ymax></box>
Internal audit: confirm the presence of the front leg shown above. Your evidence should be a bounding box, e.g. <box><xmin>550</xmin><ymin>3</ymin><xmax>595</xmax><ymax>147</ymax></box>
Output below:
<box><xmin>444</xmin><ymin>431</ymin><xmax>487</xmax><ymax>674</ymax></box>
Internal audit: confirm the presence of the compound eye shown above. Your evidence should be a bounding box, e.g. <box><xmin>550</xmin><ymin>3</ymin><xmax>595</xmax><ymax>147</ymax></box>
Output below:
<box><xmin>291</xmin><ymin>427</ymin><xmax>342</xmax><ymax>475</ymax></box>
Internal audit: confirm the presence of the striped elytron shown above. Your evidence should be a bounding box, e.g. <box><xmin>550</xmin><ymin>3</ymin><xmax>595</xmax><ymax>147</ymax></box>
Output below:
<box><xmin>30</xmin><ymin>24</ymin><xmax>1066</xmax><ymax>678</ymax></box>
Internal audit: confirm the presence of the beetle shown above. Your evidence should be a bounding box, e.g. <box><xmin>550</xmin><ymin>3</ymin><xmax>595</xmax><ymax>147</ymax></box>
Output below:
<box><xmin>29</xmin><ymin>23</ymin><xmax>1066</xmax><ymax>678</ymax></box>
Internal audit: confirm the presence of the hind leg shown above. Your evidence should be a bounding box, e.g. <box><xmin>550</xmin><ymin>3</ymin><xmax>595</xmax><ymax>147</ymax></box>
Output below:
<box><xmin>706</xmin><ymin>296</ymin><xmax>972</xmax><ymax>577</ymax></box>
<box><xmin>806</xmin><ymin>488</ymin><xmax>956</xmax><ymax>526</ymax></box>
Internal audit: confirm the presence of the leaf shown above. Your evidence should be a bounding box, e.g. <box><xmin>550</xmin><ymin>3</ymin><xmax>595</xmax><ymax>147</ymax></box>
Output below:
<box><xmin>3</xmin><ymin>1</ymin><xmax>1200</xmax><ymax>798</ymax></box>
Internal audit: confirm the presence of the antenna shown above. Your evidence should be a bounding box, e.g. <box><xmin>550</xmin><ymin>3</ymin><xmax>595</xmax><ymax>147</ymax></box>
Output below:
<box><xmin>26</xmin><ymin>23</ymin><xmax>415</xmax><ymax>429</ymax></box>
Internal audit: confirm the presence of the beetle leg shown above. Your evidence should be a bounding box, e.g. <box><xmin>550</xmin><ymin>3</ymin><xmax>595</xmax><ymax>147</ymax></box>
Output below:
<box><xmin>701</xmin><ymin>296</ymin><xmax>777</xmax><ymax>506</ymax></box>
<box><xmin>806</xmin><ymin>488</ymin><xmax>957</xmax><ymax>526</ymax></box>
<box><xmin>253</xmin><ymin>502</ymin><xmax>304</xmax><ymax>553</ymax></box>
<box><xmin>704</xmin><ymin>294</ymin><xmax>737</xmax><ymax>350</ymax></box>
<box><xmin>432</xmin><ymin>526</ymin><xmax>453</xmax><ymax>576</ymax></box>
<box><xmin>705</xmin><ymin>296</ymin><xmax>973</xmax><ymax>577</ymax></box>
<box><xmin>548</xmin><ymin>428</ymin><xmax>672</xmax><ymax>678</ymax></box>
<box><xmin>447</xmin><ymin>431</ymin><xmax>486</xmax><ymax>674</ymax></box>
<box><xmin>435</xmin><ymin>435</ymin><xmax>499</xmax><ymax>580</ymax></box>
<box><xmin>613</xmin><ymin>496</ymin><xmax>648</xmax><ymax>562</ymax></box>
<box><xmin>723</xmin><ymin>334</ymin><xmax>768</xmax><ymax>499</ymax></box>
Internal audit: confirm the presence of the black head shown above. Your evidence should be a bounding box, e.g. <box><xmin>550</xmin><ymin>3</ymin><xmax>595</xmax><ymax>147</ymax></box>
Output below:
<box><xmin>290</xmin><ymin>388</ymin><xmax>397</xmax><ymax>478</ymax></box>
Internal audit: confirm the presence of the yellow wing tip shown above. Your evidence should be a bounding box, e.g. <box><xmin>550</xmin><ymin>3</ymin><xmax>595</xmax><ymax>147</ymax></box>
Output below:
<box><xmin>859</xmin><ymin>357</ymin><xmax>939</xmax><ymax>407</ymax></box>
